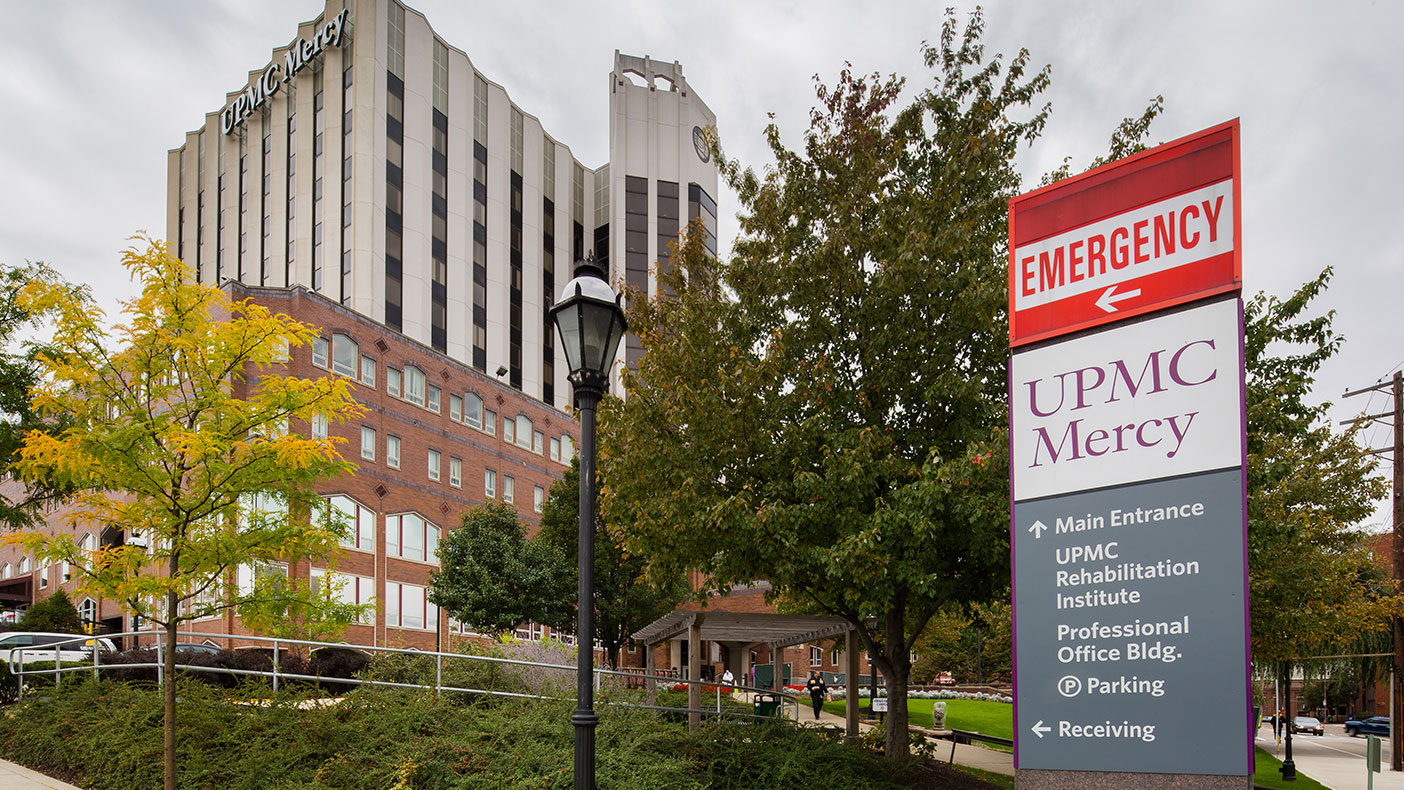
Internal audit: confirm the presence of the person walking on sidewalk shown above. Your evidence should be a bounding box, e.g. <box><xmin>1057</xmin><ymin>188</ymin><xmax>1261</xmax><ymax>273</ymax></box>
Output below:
<box><xmin>806</xmin><ymin>671</ymin><xmax>828</xmax><ymax>719</ymax></box>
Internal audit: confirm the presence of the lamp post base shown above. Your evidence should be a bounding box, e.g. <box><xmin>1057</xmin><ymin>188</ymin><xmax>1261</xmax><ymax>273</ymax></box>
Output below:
<box><xmin>573</xmin><ymin>710</ymin><xmax>599</xmax><ymax>790</ymax></box>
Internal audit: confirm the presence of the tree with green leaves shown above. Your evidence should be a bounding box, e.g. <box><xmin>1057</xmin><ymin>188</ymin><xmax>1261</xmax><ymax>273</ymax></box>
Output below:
<box><xmin>911</xmin><ymin>600</ymin><xmax>1011</xmax><ymax>685</ymax></box>
<box><xmin>534</xmin><ymin>456</ymin><xmax>688</xmax><ymax>669</ymax></box>
<box><xmin>0</xmin><ymin>262</ymin><xmax>84</xmax><ymax>531</ymax></box>
<box><xmin>1242</xmin><ymin>269</ymin><xmax>1397</xmax><ymax>720</ymax></box>
<box><xmin>430</xmin><ymin>501</ymin><xmax>573</xmax><ymax>637</ymax></box>
<box><xmin>3</xmin><ymin>237</ymin><xmax>365</xmax><ymax>790</ymax></box>
<box><xmin>600</xmin><ymin>10</ymin><xmax>1050</xmax><ymax>761</ymax></box>
<box><xmin>17</xmin><ymin>589</ymin><xmax>83</xmax><ymax>634</ymax></box>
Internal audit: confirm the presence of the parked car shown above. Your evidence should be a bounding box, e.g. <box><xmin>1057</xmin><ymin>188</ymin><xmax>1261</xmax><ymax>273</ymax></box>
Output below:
<box><xmin>172</xmin><ymin>642</ymin><xmax>224</xmax><ymax>656</ymax></box>
<box><xmin>1292</xmin><ymin>716</ymin><xmax>1324</xmax><ymax>736</ymax></box>
<box><xmin>1345</xmin><ymin>716</ymin><xmax>1391</xmax><ymax>737</ymax></box>
<box><xmin>0</xmin><ymin>632</ymin><xmax>116</xmax><ymax>666</ymax></box>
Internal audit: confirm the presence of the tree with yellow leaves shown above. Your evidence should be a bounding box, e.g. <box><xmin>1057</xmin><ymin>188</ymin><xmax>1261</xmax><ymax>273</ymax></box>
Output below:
<box><xmin>5</xmin><ymin>236</ymin><xmax>364</xmax><ymax>790</ymax></box>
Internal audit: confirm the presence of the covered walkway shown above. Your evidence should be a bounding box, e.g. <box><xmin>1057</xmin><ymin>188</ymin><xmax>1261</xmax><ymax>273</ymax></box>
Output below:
<box><xmin>632</xmin><ymin>610</ymin><xmax>864</xmax><ymax>737</ymax></box>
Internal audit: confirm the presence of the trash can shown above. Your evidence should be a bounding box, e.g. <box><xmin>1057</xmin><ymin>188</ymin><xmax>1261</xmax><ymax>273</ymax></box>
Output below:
<box><xmin>753</xmin><ymin>692</ymin><xmax>781</xmax><ymax>719</ymax></box>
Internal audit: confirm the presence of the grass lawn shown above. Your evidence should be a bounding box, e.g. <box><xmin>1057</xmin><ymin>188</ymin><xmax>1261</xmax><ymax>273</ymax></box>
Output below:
<box><xmin>823</xmin><ymin>698</ymin><xmax>1013</xmax><ymax>740</ymax></box>
<box><xmin>1252</xmin><ymin>746</ymin><xmax>1331</xmax><ymax>790</ymax></box>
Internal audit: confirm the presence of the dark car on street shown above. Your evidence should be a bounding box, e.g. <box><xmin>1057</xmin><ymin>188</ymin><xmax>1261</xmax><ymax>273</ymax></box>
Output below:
<box><xmin>1291</xmin><ymin>716</ymin><xmax>1324</xmax><ymax>736</ymax></box>
<box><xmin>1345</xmin><ymin>716</ymin><xmax>1391</xmax><ymax>737</ymax></box>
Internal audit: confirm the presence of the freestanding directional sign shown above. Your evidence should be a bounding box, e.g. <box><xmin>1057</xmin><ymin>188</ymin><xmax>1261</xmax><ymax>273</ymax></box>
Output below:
<box><xmin>1009</xmin><ymin>120</ymin><xmax>1241</xmax><ymax>347</ymax></box>
<box><xmin>1009</xmin><ymin>121</ymin><xmax>1250</xmax><ymax>788</ymax></box>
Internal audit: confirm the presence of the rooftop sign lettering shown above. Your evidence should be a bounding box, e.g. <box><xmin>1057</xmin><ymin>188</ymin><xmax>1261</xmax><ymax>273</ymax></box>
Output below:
<box><xmin>220</xmin><ymin>9</ymin><xmax>350</xmax><ymax>135</ymax></box>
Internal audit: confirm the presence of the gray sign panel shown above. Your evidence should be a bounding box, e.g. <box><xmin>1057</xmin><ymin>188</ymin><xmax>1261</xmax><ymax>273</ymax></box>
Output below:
<box><xmin>1014</xmin><ymin>467</ymin><xmax>1249</xmax><ymax>775</ymax></box>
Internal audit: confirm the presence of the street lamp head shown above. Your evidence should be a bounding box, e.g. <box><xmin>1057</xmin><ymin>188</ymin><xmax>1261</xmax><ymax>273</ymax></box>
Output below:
<box><xmin>550</xmin><ymin>254</ymin><xmax>627</xmax><ymax>395</ymax></box>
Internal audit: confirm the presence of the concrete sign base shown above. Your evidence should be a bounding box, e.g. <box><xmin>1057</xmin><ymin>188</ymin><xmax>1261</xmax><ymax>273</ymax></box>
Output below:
<box><xmin>1016</xmin><ymin>769</ymin><xmax>1252</xmax><ymax>789</ymax></box>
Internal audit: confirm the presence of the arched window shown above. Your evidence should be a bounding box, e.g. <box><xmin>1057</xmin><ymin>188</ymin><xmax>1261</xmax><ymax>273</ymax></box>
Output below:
<box><xmin>327</xmin><ymin>495</ymin><xmax>376</xmax><ymax>552</ymax></box>
<box><xmin>404</xmin><ymin>366</ymin><xmax>427</xmax><ymax>406</ymax></box>
<box><xmin>1</xmin><ymin>563</ymin><xmax>10</xmax><ymax>580</ymax></box>
<box><xmin>386</xmin><ymin>512</ymin><xmax>440</xmax><ymax>563</ymax></box>
<box><xmin>332</xmin><ymin>334</ymin><xmax>359</xmax><ymax>377</ymax></box>
<box><xmin>80</xmin><ymin>533</ymin><xmax>97</xmax><ymax>553</ymax></box>
<box><xmin>464</xmin><ymin>392</ymin><xmax>483</xmax><ymax>429</ymax></box>
<box><xmin>79</xmin><ymin>598</ymin><xmax>98</xmax><ymax>625</ymax></box>
<box><xmin>515</xmin><ymin>415</ymin><xmax>532</xmax><ymax>449</ymax></box>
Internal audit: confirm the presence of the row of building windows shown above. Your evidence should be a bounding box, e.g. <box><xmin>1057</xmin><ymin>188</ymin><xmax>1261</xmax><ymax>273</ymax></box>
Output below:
<box><xmin>310</xmin><ymin>333</ymin><xmax>574</xmax><ymax>462</ymax></box>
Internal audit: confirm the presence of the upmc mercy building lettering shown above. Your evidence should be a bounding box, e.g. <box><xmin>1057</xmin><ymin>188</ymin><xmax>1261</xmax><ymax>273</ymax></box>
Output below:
<box><xmin>1009</xmin><ymin>121</ymin><xmax>1251</xmax><ymax>786</ymax></box>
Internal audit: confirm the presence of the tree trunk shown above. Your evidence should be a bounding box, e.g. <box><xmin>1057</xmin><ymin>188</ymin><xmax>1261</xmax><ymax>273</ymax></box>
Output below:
<box><xmin>164</xmin><ymin>590</ymin><xmax>179</xmax><ymax>790</ymax></box>
<box><xmin>881</xmin><ymin>611</ymin><xmax>913</xmax><ymax>764</ymax></box>
<box><xmin>607</xmin><ymin>644</ymin><xmax>620</xmax><ymax>673</ymax></box>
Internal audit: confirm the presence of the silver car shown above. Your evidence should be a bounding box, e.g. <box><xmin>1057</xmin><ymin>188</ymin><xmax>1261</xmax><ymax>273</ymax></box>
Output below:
<box><xmin>0</xmin><ymin>632</ymin><xmax>116</xmax><ymax>667</ymax></box>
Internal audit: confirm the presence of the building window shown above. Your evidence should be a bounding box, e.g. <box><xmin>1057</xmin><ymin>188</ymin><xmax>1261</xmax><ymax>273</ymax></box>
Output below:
<box><xmin>484</xmin><ymin>468</ymin><xmax>496</xmax><ymax>498</ymax></box>
<box><xmin>404</xmin><ymin>366</ymin><xmax>426</xmax><ymax>407</ymax></box>
<box><xmin>386</xmin><ymin>512</ymin><xmax>439</xmax><ymax>564</ymax></box>
<box><xmin>39</xmin><ymin>568</ymin><xmax>48</xmax><ymax>589</ymax></box>
<box><xmin>810</xmin><ymin>646</ymin><xmax>822</xmax><ymax>667</ymax></box>
<box><xmin>359</xmin><ymin>356</ymin><xmax>376</xmax><ymax>387</ymax></box>
<box><xmin>312</xmin><ymin>336</ymin><xmax>330</xmax><ymax>369</ymax></box>
<box><xmin>561</xmin><ymin>435</ymin><xmax>574</xmax><ymax>459</ymax></box>
<box><xmin>387</xmin><ymin>435</ymin><xmax>401</xmax><ymax>469</ymax></box>
<box><xmin>79</xmin><ymin>597</ymin><xmax>98</xmax><ymax>625</ymax></box>
<box><xmin>449</xmin><ymin>456</ymin><xmax>462</xmax><ymax>488</ymax></box>
<box><xmin>361</xmin><ymin>426</ymin><xmax>375</xmax><ymax>461</ymax></box>
<box><xmin>387</xmin><ymin>367</ymin><xmax>402</xmax><ymax>398</ymax></box>
<box><xmin>0</xmin><ymin>563</ymin><xmax>9</xmax><ymax>581</ymax></box>
<box><xmin>503</xmin><ymin>475</ymin><xmax>515</xmax><ymax>504</ymax></box>
<box><xmin>385</xmin><ymin>580</ymin><xmax>436</xmax><ymax>630</ymax></box>
<box><xmin>327</xmin><ymin>495</ymin><xmax>376</xmax><ymax>553</ymax></box>
<box><xmin>532</xmin><ymin>430</ymin><xmax>544</xmax><ymax>455</ymax></box>
<box><xmin>426</xmin><ymin>383</ymin><xmax>441</xmax><ymax>413</ymax></box>
<box><xmin>311</xmin><ymin>414</ymin><xmax>328</xmax><ymax>440</ymax></box>
<box><xmin>533</xmin><ymin>485</ymin><xmax>544</xmax><ymax>513</ymax></box>
<box><xmin>503</xmin><ymin>419</ymin><xmax>515</xmax><ymax>445</ymax></box>
<box><xmin>483</xmin><ymin>408</ymin><xmax>496</xmax><ymax>435</ymax></box>
<box><xmin>449</xmin><ymin>394</ymin><xmax>462</xmax><ymax>422</ymax></box>
<box><xmin>515</xmin><ymin>415</ymin><xmax>532</xmax><ymax>449</ymax></box>
<box><xmin>310</xmin><ymin>568</ymin><xmax>374</xmax><ymax>624</ymax></box>
<box><xmin>427</xmin><ymin>449</ymin><xmax>441</xmax><ymax>482</ymax></box>
<box><xmin>330</xmin><ymin>334</ymin><xmax>358</xmax><ymax>377</ymax></box>
<box><xmin>550</xmin><ymin>437</ymin><xmax>560</xmax><ymax>462</ymax></box>
<box><xmin>463</xmin><ymin>392</ymin><xmax>482</xmax><ymax>429</ymax></box>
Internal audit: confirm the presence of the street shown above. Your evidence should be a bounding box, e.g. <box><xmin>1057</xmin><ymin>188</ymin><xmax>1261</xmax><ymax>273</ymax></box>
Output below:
<box><xmin>1256</xmin><ymin>723</ymin><xmax>1404</xmax><ymax>789</ymax></box>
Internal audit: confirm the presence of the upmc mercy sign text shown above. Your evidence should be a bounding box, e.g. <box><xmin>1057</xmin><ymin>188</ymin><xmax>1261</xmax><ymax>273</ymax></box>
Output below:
<box><xmin>1011</xmin><ymin>301</ymin><xmax>1241</xmax><ymax>501</ymax></box>
<box><xmin>1009</xmin><ymin>121</ymin><xmax>1240</xmax><ymax>346</ymax></box>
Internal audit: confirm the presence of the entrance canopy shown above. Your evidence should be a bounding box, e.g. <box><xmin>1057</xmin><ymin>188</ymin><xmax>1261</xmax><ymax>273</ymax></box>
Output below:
<box><xmin>632</xmin><ymin>610</ymin><xmax>851</xmax><ymax>649</ymax></box>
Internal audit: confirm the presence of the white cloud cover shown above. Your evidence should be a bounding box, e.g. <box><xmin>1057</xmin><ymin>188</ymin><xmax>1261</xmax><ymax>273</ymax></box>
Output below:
<box><xmin>2</xmin><ymin>0</ymin><xmax>1398</xmax><ymax>525</ymax></box>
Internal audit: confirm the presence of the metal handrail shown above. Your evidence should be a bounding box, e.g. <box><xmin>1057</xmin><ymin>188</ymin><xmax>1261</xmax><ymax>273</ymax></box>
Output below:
<box><xmin>10</xmin><ymin>629</ymin><xmax>804</xmax><ymax>724</ymax></box>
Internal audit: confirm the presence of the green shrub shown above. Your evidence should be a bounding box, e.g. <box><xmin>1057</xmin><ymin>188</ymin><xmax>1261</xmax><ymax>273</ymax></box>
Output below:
<box><xmin>18</xmin><ymin>590</ymin><xmax>83</xmax><ymax>633</ymax></box>
<box><xmin>0</xmin><ymin>680</ymin><xmax>940</xmax><ymax>789</ymax></box>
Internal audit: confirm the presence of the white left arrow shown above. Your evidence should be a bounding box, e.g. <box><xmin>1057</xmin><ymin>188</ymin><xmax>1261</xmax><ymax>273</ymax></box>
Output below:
<box><xmin>1031</xmin><ymin>720</ymin><xmax>1052</xmax><ymax>738</ymax></box>
<box><xmin>1028</xmin><ymin>520</ymin><xmax>1047</xmax><ymax>539</ymax></box>
<box><xmin>1094</xmin><ymin>285</ymin><xmax>1142</xmax><ymax>313</ymax></box>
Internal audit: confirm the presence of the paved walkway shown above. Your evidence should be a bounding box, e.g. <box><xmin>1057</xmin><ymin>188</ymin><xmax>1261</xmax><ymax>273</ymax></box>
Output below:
<box><xmin>0</xmin><ymin>760</ymin><xmax>79</xmax><ymax>790</ymax></box>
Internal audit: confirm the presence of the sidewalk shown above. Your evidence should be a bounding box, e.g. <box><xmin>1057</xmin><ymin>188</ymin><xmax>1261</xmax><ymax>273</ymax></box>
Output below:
<box><xmin>793</xmin><ymin>703</ymin><xmax>1014</xmax><ymax>776</ymax></box>
<box><xmin>0</xmin><ymin>760</ymin><xmax>80</xmax><ymax>790</ymax></box>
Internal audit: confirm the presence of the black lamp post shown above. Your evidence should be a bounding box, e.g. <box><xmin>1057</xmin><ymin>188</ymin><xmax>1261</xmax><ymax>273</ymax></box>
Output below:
<box><xmin>549</xmin><ymin>253</ymin><xmax>627</xmax><ymax>790</ymax></box>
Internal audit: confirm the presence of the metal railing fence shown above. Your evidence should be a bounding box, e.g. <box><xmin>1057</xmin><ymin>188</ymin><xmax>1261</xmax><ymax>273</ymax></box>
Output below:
<box><xmin>9</xmin><ymin>630</ymin><xmax>802</xmax><ymax>723</ymax></box>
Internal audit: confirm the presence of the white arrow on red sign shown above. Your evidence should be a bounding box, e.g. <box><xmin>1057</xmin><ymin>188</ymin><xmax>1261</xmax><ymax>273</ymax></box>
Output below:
<box><xmin>1094</xmin><ymin>285</ymin><xmax>1141</xmax><ymax>313</ymax></box>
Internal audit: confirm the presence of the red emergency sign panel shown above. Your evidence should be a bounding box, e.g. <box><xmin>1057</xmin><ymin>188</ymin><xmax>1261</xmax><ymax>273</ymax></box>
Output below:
<box><xmin>1008</xmin><ymin>120</ymin><xmax>1241</xmax><ymax>346</ymax></box>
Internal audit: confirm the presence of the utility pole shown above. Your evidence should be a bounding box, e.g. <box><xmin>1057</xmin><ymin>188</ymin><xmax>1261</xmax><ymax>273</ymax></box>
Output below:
<box><xmin>1343</xmin><ymin>370</ymin><xmax>1403</xmax><ymax>770</ymax></box>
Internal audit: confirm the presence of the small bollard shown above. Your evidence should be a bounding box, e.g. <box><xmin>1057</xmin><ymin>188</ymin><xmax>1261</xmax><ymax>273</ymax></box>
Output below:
<box><xmin>1367</xmin><ymin>735</ymin><xmax>1381</xmax><ymax>790</ymax></box>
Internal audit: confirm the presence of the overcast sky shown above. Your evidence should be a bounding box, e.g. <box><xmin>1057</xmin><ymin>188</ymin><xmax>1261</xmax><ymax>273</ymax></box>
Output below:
<box><xmin>2</xmin><ymin>1</ymin><xmax>1399</xmax><ymax>527</ymax></box>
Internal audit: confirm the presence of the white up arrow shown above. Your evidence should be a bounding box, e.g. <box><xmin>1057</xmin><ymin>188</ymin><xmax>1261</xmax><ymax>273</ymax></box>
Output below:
<box><xmin>1094</xmin><ymin>285</ymin><xmax>1142</xmax><ymax>313</ymax></box>
<box><xmin>1028</xmin><ymin>520</ymin><xmax>1048</xmax><ymax>539</ymax></box>
<box><xmin>1031</xmin><ymin>720</ymin><xmax>1052</xmax><ymax>738</ymax></box>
